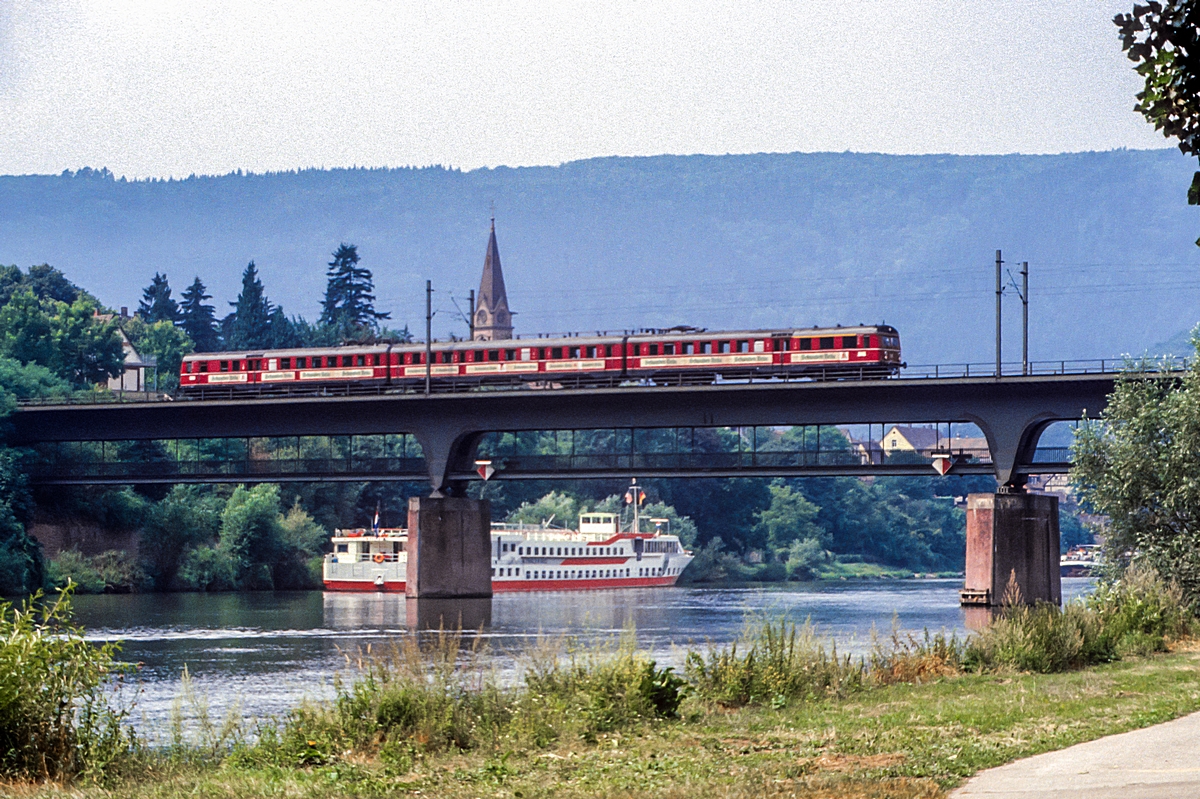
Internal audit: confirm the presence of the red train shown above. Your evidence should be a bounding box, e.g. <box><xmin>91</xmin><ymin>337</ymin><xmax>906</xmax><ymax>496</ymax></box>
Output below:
<box><xmin>177</xmin><ymin>325</ymin><xmax>902</xmax><ymax>393</ymax></box>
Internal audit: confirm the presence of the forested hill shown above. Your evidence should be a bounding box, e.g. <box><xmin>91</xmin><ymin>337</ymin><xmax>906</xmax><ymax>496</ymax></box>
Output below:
<box><xmin>1</xmin><ymin>149</ymin><xmax>1197</xmax><ymax>364</ymax></box>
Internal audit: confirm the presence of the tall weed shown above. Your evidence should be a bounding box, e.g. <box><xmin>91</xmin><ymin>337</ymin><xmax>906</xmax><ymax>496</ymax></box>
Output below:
<box><xmin>870</xmin><ymin>626</ymin><xmax>965</xmax><ymax>684</ymax></box>
<box><xmin>0</xmin><ymin>586</ymin><xmax>138</xmax><ymax>781</ymax></box>
<box><xmin>684</xmin><ymin>619</ymin><xmax>863</xmax><ymax>707</ymax></box>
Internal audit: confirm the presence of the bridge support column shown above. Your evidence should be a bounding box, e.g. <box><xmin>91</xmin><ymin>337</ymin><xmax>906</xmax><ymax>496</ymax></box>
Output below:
<box><xmin>960</xmin><ymin>492</ymin><xmax>1060</xmax><ymax>607</ymax></box>
<box><xmin>405</xmin><ymin>497</ymin><xmax>493</xmax><ymax>599</ymax></box>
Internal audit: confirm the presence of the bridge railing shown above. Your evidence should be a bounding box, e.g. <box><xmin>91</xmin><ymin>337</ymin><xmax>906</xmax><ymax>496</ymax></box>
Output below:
<box><xmin>15</xmin><ymin>357</ymin><xmax>1182</xmax><ymax>407</ymax></box>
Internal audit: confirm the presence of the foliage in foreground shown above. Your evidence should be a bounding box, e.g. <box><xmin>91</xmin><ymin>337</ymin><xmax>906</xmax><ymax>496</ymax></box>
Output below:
<box><xmin>0</xmin><ymin>588</ymin><xmax>137</xmax><ymax>781</ymax></box>
<box><xmin>965</xmin><ymin>567</ymin><xmax>1194</xmax><ymax>673</ymax></box>
<box><xmin>1071</xmin><ymin>345</ymin><xmax>1200</xmax><ymax>606</ymax></box>
<box><xmin>233</xmin><ymin>631</ymin><xmax>687</xmax><ymax>773</ymax></box>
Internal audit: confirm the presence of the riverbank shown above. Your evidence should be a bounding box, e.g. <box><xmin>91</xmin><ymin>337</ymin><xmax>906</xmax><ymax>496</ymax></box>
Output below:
<box><xmin>13</xmin><ymin>641</ymin><xmax>1200</xmax><ymax>799</ymax></box>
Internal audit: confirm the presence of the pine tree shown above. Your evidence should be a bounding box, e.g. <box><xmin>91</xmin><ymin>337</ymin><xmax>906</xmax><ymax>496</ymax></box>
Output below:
<box><xmin>179</xmin><ymin>277</ymin><xmax>220</xmax><ymax>352</ymax></box>
<box><xmin>138</xmin><ymin>273</ymin><xmax>180</xmax><ymax>323</ymax></box>
<box><xmin>267</xmin><ymin>306</ymin><xmax>300</xmax><ymax>349</ymax></box>
<box><xmin>226</xmin><ymin>261</ymin><xmax>272</xmax><ymax>350</ymax></box>
<box><xmin>319</xmin><ymin>244</ymin><xmax>389</xmax><ymax>339</ymax></box>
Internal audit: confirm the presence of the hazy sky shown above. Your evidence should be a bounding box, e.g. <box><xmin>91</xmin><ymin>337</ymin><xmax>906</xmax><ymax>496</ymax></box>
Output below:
<box><xmin>0</xmin><ymin>1</ymin><xmax>1170</xmax><ymax>178</ymax></box>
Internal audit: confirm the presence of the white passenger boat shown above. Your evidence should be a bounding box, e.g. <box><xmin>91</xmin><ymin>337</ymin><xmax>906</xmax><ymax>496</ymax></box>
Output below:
<box><xmin>322</xmin><ymin>499</ymin><xmax>693</xmax><ymax>593</ymax></box>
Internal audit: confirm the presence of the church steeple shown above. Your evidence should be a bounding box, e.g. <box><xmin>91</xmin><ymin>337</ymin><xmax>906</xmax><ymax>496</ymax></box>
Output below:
<box><xmin>473</xmin><ymin>219</ymin><xmax>514</xmax><ymax>340</ymax></box>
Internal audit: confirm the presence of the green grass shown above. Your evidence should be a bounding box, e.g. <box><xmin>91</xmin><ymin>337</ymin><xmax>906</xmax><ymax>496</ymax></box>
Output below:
<box><xmin>814</xmin><ymin>560</ymin><xmax>920</xmax><ymax>580</ymax></box>
<box><xmin>13</xmin><ymin>643</ymin><xmax>1200</xmax><ymax>799</ymax></box>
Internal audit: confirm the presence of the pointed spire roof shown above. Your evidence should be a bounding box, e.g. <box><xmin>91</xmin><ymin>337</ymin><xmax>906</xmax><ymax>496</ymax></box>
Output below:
<box><xmin>478</xmin><ymin>219</ymin><xmax>509</xmax><ymax>311</ymax></box>
<box><xmin>474</xmin><ymin>218</ymin><xmax>514</xmax><ymax>340</ymax></box>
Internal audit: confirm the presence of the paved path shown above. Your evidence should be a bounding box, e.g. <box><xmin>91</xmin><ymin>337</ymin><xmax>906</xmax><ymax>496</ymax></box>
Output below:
<box><xmin>951</xmin><ymin>710</ymin><xmax>1200</xmax><ymax>798</ymax></box>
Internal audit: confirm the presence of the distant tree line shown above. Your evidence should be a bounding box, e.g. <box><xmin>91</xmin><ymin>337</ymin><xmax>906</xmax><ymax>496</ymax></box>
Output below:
<box><xmin>132</xmin><ymin>243</ymin><xmax>411</xmax><ymax>390</ymax></box>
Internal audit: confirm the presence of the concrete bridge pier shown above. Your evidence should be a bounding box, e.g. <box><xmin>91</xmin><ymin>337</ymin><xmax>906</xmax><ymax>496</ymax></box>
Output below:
<box><xmin>960</xmin><ymin>492</ymin><xmax>1061</xmax><ymax>607</ymax></box>
<box><xmin>406</xmin><ymin>496</ymin><xmax>493</xmax><ymax>599</ymax></box>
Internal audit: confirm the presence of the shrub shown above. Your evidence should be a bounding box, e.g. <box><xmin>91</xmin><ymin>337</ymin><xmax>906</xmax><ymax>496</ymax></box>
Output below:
<box><xmin>175</xmin><ymin>546</ymin><xmax>236</xmax><ymax>591</ymax></box>
<box><xmin>965</xmin><ymin>576</ymin><xmax>1108</xmax><ymax>673</ymax></box>
<box><xmin>47</xmin><ymin>550</ymin><xmax>143</xmax><ymax>594</ymax></box>
<box><xmin>684</xmin><ymin>620</ymin><xmax>863</xmax><ymax>707</ymax></box>
<box><xmin>1087</xmin><ymin>563</ymin><xmax>1193</xmax><ymax>656</ymax></box>
<box><xmin>523</xmin><ymin>645</ymin><xmax>687</xmax><ymax>738</ymax></box>
<box><xmin>0</xmin><ymin>587</ymin><xmax>138</xmax><ymax>781</ymax></box>
<box><xmin>46</xmin><ymin>550</ymin><xmax>106</xmax><ymax>594</ymax></box>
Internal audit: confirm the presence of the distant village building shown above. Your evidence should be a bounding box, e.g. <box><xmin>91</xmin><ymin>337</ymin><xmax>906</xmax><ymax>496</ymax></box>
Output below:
<box><xmin>881</xmin><ymin>425</ymin><xmax>940</xmax><ymax>454</ymax></box>
<box><xmin>473</xmin><ymin>220</ymin><xmax>514</xmax><ymax>341</ymax></box>
<box><xmin>98</xmin><ymin>307</ymin><xmax>155</xmax><ymax>393</ymax></box>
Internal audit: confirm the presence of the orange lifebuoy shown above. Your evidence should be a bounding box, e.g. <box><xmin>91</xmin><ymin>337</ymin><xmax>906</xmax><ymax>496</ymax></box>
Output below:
<box><xmin>373</xmin><ymin>553</ymin><xmax>385</xmax><ymax>564</ymax></box>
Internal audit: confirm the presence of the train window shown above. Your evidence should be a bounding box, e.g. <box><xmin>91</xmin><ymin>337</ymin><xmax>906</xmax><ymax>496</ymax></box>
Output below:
<box><xmin>819</xmin><ymin>337</ymin><xmax>834</xmax><ymax>350</ymax></box>
<box><xmin>551</xmin><ymin>347</ymin><xmax>563</xmax><ymax>359</ymax></box>
<box><xmin>219</xmin><ymin>361</ymin><xmax>229</xmax><ymax>372</ymax></box>
<box><xmin>841</xmin><ymin>336</ymin><xmax>857</xmax><ymax>348</ymax></box>
<box><xmin>648</xmin><ymin>344</ymin><xmax>659</xmax><ymax>356</ymax></box>
<box><xmin>279</xmin><ymin>358</ymin><xmax>290</xmax><ymax>369</ymax></box>
<box><xmin>684</xmin><ymin>343</ymin><xmax>695</xmax><ymax>355</ymax></box>
<box><xmin>488</xmin><ymin>350</ymin><xmax>499</xmax><ymax>361</ymax></box>
<box><xmin>659</xmin><ymin>343</ymin><xmax>671</xmax><ymax>355</ymax></box>
<box><xmin>799</xmin><ymin>338</ymin><xmax>812</xmax><ymax>351</ymax></box>
<box><xmin>586</xmin><ymin>346</ymin><xmax>597</xmax><ymax>358</ymax></box>
<box><xmin>777</xmin><ymin>339</ymin><xmax>791</xmax><ymax>351</ymax></box>
<box><xmin>356</xmin><ymin>354</ymin><xmax>365</xmax><ymax>366</ymax></box>
<box><xmin>568</xmin><ymin>346</ymin><xmax>579</xmax><ymax>358</ymax></box>
<box><xmin>738</xmin><ymin>340</ymin><xmax>750</xmax><ymax>352</ymax></box>
<box><xmin>701</xmin><ymin>342</ymin><xmax>712</xmax><ymax>354</ymax></box>
<box><xmin>505</xmin><ymin>349</ymin><xmax>515</xmax><ymax>360</ymax></box>
<box><xmin>198</xmin><ymin>361</ymin><xmax>208</xmax><ymax>373</ymax></box>
<box><xmin>604</xmin><ymin>345</ymin><xmax>613</xmax><ymax>357</ymax></box>
<box><xmin>719</xmin><ymin>341</ymin><xmax>731</xmax><ymax>353</ymax></box>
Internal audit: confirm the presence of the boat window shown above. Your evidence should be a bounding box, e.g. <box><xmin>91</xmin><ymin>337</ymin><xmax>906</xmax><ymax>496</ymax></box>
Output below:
<box><xmin>336</xmin><ymin>543</ymin><xmax>348</xmax><ymax>553</ymax></box>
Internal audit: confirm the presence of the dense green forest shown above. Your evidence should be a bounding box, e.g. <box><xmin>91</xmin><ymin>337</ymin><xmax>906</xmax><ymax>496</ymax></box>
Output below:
<box><xmin>0</xmin><ymin>261</ymin><xmax>1092</xmax><ymax>594</ymax></box>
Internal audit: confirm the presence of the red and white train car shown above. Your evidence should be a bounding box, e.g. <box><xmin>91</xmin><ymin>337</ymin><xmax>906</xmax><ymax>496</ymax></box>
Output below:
<box><xmin>178</xmin><ymin>325</ymin><xmax>902</xmax><ymax>393</ymax></box>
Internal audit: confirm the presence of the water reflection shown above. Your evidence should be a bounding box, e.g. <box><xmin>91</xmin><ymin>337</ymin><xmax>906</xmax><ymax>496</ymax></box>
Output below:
<box><xmin>71</xmin><ymin>578</ymin><xmax>1094</xmax><ymax>732</ymax></box>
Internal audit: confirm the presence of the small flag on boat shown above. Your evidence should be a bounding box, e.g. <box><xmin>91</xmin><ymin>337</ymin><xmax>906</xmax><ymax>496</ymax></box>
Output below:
<box><xmin>372</xmin><ymin>501</ymin><xmax>381</xmax><ymax>532</ymax></box>
<box><xmin>624</xmin><ymin>491</ymin><xmax>634</xmax><ymax>504</ymax></box>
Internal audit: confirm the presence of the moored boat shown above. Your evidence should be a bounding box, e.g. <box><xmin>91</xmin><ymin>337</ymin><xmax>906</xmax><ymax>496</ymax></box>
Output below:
<box><xmin>1060</xmin><ymin>544</ymin><xmax>1101</xmax><ymax>577</ymax></box>
<box><xmin>322</xmin><ymin>495</ymin><xmax>693</xmax><ymax>593</ymax></box>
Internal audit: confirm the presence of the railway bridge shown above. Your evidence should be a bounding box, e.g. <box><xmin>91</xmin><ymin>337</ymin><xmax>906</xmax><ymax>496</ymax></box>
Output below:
<box><xmin>8</xmin><ymin>367</ymin><xmax>1134</xmax><ymax>606</ymax></box>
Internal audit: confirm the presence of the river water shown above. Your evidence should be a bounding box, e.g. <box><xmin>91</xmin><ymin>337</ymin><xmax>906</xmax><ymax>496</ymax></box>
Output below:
<box><xmin>73</xmin><ymin>579</ymin><xmax>1094</xmax><ymax>734</ymax></box>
